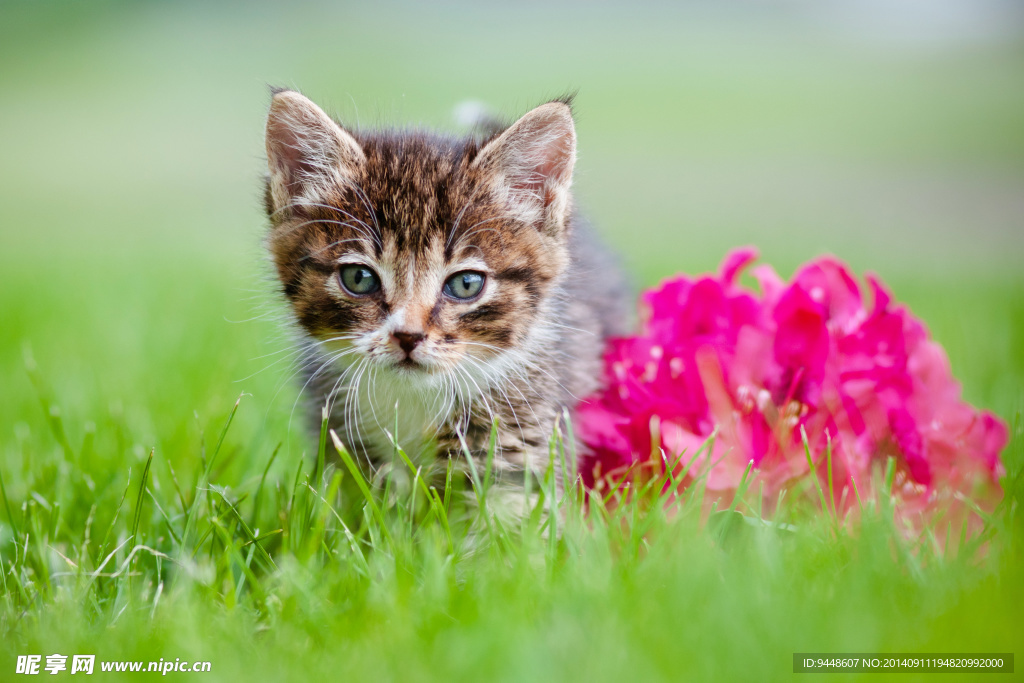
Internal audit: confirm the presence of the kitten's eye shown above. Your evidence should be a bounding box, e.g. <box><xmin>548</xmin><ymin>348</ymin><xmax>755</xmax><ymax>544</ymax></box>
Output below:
<box><xmin>339</xmin><ymin>265</ymin><xmax>380</xmax><ymax>295</ymax></box>
<box><xmin>444</xmin><ymin>271</ymin><xmax>485</xmax><ymax>300</ymax></box>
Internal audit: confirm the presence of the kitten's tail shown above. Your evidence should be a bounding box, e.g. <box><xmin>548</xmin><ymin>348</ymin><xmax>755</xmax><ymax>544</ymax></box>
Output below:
<box><xmin>453</xmin><ymin>100</ymin><xmax>507</xmax><ymax>139</ymax></box>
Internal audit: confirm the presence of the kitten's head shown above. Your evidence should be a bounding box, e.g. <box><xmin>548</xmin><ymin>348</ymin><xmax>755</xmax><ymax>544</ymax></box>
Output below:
<box><xmin>264</xmin><ymin>90</ymin><xmax>576</xmax><ymax>387</ymax></box>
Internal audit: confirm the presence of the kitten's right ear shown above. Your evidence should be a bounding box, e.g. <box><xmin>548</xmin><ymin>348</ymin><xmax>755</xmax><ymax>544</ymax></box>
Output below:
<box><xmin>471</xmin><ymin>101</ymin><xmax>576</xmax><ymax>237</ymax></box>
<box><xmin>265</xmin><ymin>89</ymin><xmax>365</xmax><ymax>214</ymax></box>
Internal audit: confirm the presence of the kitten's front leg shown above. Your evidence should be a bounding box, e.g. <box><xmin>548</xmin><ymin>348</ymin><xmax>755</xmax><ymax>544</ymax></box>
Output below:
<box><xmin>436</xmin><ymin>409</ymin><xmax>559</xmax><ymax>534</ymax></box>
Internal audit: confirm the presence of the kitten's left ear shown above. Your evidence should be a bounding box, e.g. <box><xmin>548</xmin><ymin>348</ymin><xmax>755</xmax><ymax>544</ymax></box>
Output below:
<box><xmin>471</xmin><ymin>101</ymin><xmax>576</xmax><ymax>236</ymax></box>
<box><xmin>265</xmin><ymin>89</ymin><xmax>365</xmax><ymax>214</ymax></box>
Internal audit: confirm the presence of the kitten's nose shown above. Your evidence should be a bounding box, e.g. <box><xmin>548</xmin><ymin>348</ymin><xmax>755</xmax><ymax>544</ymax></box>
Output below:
<box><xmin>392</xmin><ymin>331</ymin><xmax>424</xmax><ymax>355</ymax></box>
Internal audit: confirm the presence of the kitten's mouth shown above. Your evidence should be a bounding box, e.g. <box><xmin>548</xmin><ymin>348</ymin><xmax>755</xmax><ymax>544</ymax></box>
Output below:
<box><xmin>393</xmin><ymin>357</ymin><xmax>431</xmax><ymax>373</ymax></box>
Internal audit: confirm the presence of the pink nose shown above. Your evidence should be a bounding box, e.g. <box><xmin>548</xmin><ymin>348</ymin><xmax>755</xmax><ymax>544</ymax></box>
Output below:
<box><xmin>392</xmin><ymin>331</ymin><xmax>424</xmax><ymax>355</ymax></box>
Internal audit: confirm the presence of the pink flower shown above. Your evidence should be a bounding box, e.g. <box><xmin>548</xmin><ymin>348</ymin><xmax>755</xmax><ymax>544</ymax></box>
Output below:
<box><xmin>578</xmin><ymin>248</ymin><xmax>1006</xmax><ymax>536</ymax></box>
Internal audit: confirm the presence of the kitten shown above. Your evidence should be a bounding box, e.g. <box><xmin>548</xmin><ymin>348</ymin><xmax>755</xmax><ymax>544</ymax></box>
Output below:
<box><xmin>263</xmin><ymin>89</ymin><xmax>628</xmax><ymax>497</ymax></box>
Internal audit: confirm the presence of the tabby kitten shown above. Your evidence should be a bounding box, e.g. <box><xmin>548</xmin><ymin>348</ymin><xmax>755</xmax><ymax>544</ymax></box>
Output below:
<box><xmin>263</xmin><ymin>89</ymin><xmax>628</xmax><ymax>494</ymax></box>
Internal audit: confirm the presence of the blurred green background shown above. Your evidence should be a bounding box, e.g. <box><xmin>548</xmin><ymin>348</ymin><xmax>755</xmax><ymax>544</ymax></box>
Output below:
<box><xmin>2</xmin><ymin>0</ymin><xmax>1022</xmax><ymax>470</ymax></box>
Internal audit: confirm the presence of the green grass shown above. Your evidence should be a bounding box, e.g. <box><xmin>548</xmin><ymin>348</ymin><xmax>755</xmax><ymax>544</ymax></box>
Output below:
<box><xmin>0</xmin><ymin>370</ymin><xmax>1021</xmax><ymax>681</ymax></box>
<box><xmin>2</xmin><ymin>2</ymin><xmax>1023</xmax><ymax>680</ymax></box>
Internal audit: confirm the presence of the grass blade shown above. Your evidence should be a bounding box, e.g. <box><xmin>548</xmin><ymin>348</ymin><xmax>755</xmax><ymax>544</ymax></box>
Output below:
<box><xmin>330</xmin><ymin>430</ymin><xmax>393</xmax><ymax>549</ymax></box>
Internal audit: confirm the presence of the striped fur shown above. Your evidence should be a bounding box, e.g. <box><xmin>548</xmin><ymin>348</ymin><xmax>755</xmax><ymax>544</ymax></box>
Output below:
<box><xmin>264</xmin><ymin>90</ymin><xmax>629</xmax><ymax>493</ymax></box>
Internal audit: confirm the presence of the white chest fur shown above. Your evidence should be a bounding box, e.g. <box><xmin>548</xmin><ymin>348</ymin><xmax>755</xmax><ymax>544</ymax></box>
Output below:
<box><xmin>338</xmin><ymin>365</ymin><xmax>459</xmax><ymax>465</ymax></box>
